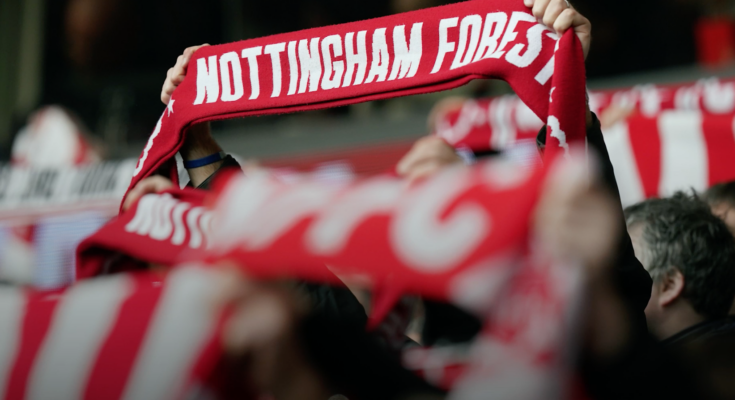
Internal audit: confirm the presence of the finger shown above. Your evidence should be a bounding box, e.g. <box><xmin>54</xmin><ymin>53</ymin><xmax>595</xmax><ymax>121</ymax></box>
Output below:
<box><xmin>161</xmin><ymin>68</ymin><xmax>175</xmax><ymax>104</ymax></box>
<box><xmin>396</xmin><ymin>137</ymin><xmax>433</xmax><ymax>176</ymax></box>
<box><xmin>555</xmin><ymin>8</ymin><xmax>591</xmax><ymax>38</ymax></box>
<box><xmin>125</xmin><ymin>186</ymin><xmax>151</xmax><ymax>210</ymax></box>
<box><xmin>407</xmin><ymin>161</ymin><xmax>445</xmax><ymax>182</ymax></box>
<box><xmin>162</xmin><ymin>79</ymin><xmax>175</xmax><ymax>96</ymax></box>
<box><xmin>170</xmin><ymin>71</ymin><xmax>186</xmax><ymax>86</ymax></box>
<box><xmin>122</xmin><ymin>188</ymin><xmax>141</xmax><ymax>212</ymax></box>
<box><xmin>397</xmin><ymin>149</ymin><xmax>422</xmax><ymax>177</ymax></box>
<box><xmin>172</xmin><ymin>61</ymin><xmax>187</xmax><ymax>79</ymax></box>
<box><xmin>554</xmin><ymin>8</ymin><xmax>591</xmax><ymax>56</ymax></box>
<box><xmin>553</xmin><ymin>7</ymin><xmax>578</xmax><ymax>33</ymax></box>
<box><xmin>151</xmin><ymin>176</ymin><xmax>174</xmax><ymax>191</ymax></box>
<box><xmin>532</xmin><ymin>0</ymin><xmax>552</xmax><ymax>20</ymax></box>
<box><xmin>183</xmin><ymin>44</ymin><xmax>209</xmax><ymax>64</ymax></box>
<box><xmin>161</xmin><ymin>81</ymin><xmax>176</xmax><ymax>104</ymax></box>
<box><xmin>124</xmin><ymin>177</ymin><xmax>174</xmax><ymax>211</ymax></box>
<box><xmin>524</xmin><ymin>0</ymin><xmax>534</xmax><ymax>7</ymax></box>
<box><xmin>543</xmin><ymin>0</ymin><xmax>568</xmax><ymax>29</ymax></box>
<box><xmin>182</xmin><ymin>44</ymin><xmax>210</xmax><ymax>73</ymax></box>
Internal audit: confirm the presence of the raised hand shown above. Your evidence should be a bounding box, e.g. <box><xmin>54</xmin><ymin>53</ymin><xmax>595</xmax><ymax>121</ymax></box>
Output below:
<box><xmin>161</xmin><ymin>44</ymin><xmax>209</xmax><ymax>105</ymax></box>
<box><xmin>524</xmin><ymin>0</ymin><xmax>592</xmax><ymax>60</ymax></box>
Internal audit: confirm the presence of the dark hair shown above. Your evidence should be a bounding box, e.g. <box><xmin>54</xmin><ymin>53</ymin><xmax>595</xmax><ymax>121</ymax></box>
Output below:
<box><xmin>704</xmin><ymin>181</ymin><xmax>735</xmax><ymax>208</ymax></box>
<box><xmin>625</xmin><ymin>192</ymin><xmax>735</xmax><ymax>319</ymax></box>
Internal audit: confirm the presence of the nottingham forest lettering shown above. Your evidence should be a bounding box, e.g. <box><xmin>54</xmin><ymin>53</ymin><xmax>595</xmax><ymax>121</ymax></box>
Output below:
<box><xmin>193</xmin><ymin>11</ymin><xmax>555</xmax><ymax>106</ymax></box>
<box><xmin>194</xmin><ymin>23</ymin><xmax>423</xmax><ymax>105</ymax></box>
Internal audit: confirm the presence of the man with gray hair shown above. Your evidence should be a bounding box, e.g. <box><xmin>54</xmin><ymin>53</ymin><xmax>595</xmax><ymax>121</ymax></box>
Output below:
<box><xmin>625</xmin><ymin>192</ymin><xmax>735</xmax><ymax>344</ymax></box>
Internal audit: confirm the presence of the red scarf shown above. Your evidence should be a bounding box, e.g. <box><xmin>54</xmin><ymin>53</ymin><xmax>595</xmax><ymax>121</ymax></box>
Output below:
<box><xmin>77</xmin><ymin>157</ymin><xmax>578</xmax><ymax>397</ymax></box>
<box><xmin>201</xmin><ymin>160</ymin><xmax>581</xmax><ymax>398</ymax></box>
<box><xmin>203</xmin><ymin>159</ymin><xmax>544</xmax><ymax>317</ymax></box>
<box><xmin>76</xmin><ymin>189</ymin><xmax>209</xmax><ymax>279</ymax></box>
<box><xmin>0</xmin><ymin>268</ymin><xmax>224</xmax><ymax>400</ymax></box>
<box><xmin>125</xmin><ymin>0</ymin><xmax>586</xmax><ymax>208</ymax></box>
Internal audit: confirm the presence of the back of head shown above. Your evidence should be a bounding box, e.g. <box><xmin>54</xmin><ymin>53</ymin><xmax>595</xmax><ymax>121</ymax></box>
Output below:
<box><xmin>705</xmin><ymin>181</ymin><xmax>735</xmax><ymax>233</ymax></box>
<box><xmin>625</xmin><ymin>192</ymin><xmax>735</xmax><ymax>320</ymax></box>
<box><xmin>704</xmin><ymin>181</ymin><xmax>735</xmax><ymax>209</ymax></box>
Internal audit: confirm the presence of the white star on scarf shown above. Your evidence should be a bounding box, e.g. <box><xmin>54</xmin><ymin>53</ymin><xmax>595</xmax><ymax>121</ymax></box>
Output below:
<box><xmin>167</xmin><ymin>99</ymin><xmax>175</xmax><ymax>116</ymax></box>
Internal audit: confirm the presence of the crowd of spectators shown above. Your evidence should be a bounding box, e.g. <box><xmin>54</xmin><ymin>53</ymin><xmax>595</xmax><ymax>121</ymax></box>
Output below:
<box><xmin>4</xmin><ymin>0</ymin><xmax>735</xmax><ymax>399</ymax></box>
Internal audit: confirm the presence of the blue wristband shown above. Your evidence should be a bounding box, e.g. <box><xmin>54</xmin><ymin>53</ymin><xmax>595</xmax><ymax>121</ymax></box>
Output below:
<box><xmin>183</xmin><ymin>152</ymin><xmax>226</xmax><ymax>169</ymax></box>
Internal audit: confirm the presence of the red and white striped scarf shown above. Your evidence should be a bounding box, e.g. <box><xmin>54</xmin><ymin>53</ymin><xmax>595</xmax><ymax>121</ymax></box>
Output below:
<box><xmin>434</xmin><ymin>78</ymin><xmax>735</xmax><ymax>206</ymax></box>
<box><xmin>0</xmin><ymin>267</ymin><xmax>224</xmax><ymax>400</ymax></box>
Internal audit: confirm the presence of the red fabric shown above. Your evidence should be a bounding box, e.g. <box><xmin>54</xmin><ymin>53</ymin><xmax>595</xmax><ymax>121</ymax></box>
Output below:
<box><xmin>590</xmin><ymin>78</ymin><xmax>735</xmax><ymax>117</ymax></box>
<box><xmin>82</xmin><ymin>275</ymin><xmax>164</xmax><ymax>400</ymax></box>
<box><xmin>626</xmin><ymin>116</ymin><xmax>661</xmax><ymax>199</ymax></box>
<box><xmin>702</xmin><ymin>114</ymin><xmax>735</xmax><ymax>186</ymax></box>
<box><xmin>695</xmin><ymin>18</ymin><xmax>735</xmax><ymax>67</ymax></box>
<box><xmin>435</xmin><ymin>78</ymin><xmax>735</xmax><ymax>154</ymax></box>
<box><xmin>125</xmin><ymin>0</ymin><xmax>587</xmax><ymax>208</ymax></box>
<box><xmin>3</xmin><ymin>291</ymin><xmax>62</xmax><ymax>400</ymax></box>
<box><xmin>204</xmin><ymin>160</ymin><xmax>545</xmax><ymax>303</ymax></box>
<box><xmin>432</xmin><ymin>79</ymin><xmax>735</xmax><ymax>206</ymax></box>
<box><xmin>76</xmin><ymin>189</ymin><xmax>209</xmax><ymax>279</ymax></box>
<box><xmin>201</xmin><ymin>162</ymin><xmax>580</xmax><ymax>397</ymax></box>
<box><xmin>0</xmin><ymin>268</ymin><xmax>225</xmax><ymax>400</ymax></box>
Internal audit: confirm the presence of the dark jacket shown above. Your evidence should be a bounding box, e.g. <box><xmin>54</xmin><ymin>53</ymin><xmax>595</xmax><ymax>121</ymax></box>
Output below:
<box><xmin>664</xmin><ymin>316</ymin><xmax>735</xmax><ymax>347</ymax></box>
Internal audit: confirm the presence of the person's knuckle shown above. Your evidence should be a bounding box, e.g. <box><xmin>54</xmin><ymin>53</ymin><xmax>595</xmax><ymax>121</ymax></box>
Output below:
<box><xmin>543</xmin><ymin>13</ymin><xmax>556</xmax><ymax>26</ymax></box>
<box><xmin>532</xmin><ymin>2</ymin><xmax>546</xmax><ymax>18</ymax></box>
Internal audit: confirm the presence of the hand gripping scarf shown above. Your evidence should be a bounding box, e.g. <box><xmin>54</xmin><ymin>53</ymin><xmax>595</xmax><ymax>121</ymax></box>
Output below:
<box><xmin>124</xmin><ymin>0</ymin><xmax>587</xmax><ymax>208</ymax></box>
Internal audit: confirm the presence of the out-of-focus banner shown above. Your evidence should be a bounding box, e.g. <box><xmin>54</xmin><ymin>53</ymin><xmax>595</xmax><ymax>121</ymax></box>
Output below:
<box><xmin>434</xmin><ymin>78</ymin><xmax>735</xmax><ymax>153</ymax></box>
<box><xmin>0</xmin><ymin>160</ymin><xmax>136</xmax><ymax>287</ymax></box>
<box><xmin>432</xmin><ymin>77</ymin><xmax>735</xmax><ymax>206</ymax></box>
<box><xmin>0</xmin><ymin>159</ymin><xmax>136</xmax><ymax>224</ymax></box>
